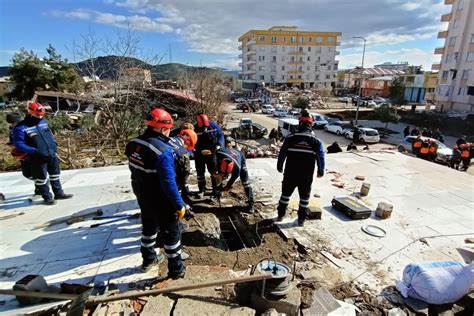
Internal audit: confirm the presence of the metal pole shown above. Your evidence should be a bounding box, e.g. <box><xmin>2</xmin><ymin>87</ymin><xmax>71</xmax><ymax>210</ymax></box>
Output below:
<box><xmin>354</xmin><ymin>37</ymin><xmax>366</xmax><ymax>125</ymax></box>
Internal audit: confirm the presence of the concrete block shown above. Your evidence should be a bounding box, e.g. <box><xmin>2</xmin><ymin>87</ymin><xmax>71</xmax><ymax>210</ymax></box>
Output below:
<box><xmin>141</xmin><ymin>295</ymin><xmax>175</xmax><ymax>316</ymax></box>
<box><xmin>173</xmin><ymin>297</ymin><xmax>255</xmax><ymax>315</ymax></box>
<box><xmin>249</xmin><ymin>285</ymin><xmax>301</xmax><ymax>316</ymax></box>
<box><xmin>308</xmin><ymin>207</ymin><xmax>322</xmax><ymax>220</ymax></box>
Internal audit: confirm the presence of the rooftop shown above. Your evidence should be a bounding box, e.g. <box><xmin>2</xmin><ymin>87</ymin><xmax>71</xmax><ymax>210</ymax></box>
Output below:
<box><xmin>348</xmin><ymin>68</ymin><xmax>405</xmax><ymax>76</ymax></box>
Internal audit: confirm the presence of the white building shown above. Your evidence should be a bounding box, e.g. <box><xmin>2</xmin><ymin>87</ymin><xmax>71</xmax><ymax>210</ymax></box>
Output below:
<box><xmin>433</xmin><ymin>0</ymin><xmax>474</xmax><ymax>113</ymax></box>
<box><xmin>238</xmin><ymin>26</ymin><xmax>341</xmax><ymax>91</ymax></box>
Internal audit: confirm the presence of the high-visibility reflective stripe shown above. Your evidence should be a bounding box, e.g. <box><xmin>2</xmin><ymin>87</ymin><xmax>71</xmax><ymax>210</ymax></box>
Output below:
<box><xmin>287</xmin><ymin>132</ymin><xmax>317</xmax><ymax>138</ymax></box>
<box><xmin>131</xmin><ymin>138</ymin><xmax>162</xmax><ymax>156</ymax></box>
<box><xmin>141</xmin><ymin>233</ymin><xmax>157</xmax><ymax>240</ymax></box>
<box><xmin>141</xmin><ymin>241</ymin><xmax>156</xmax><ymax>248</ymax></box>
<box><xmin>300</xmin><ymin>199</ymin><xmax>309</xmax><ymax>203</ymax></box>
<box><xmin>129</xmin><ymin>162</ymin><xmax>157</xmax><ymax>173</ymax></box>
<box><xmin>165</xmin><ymin>250</ymin><xmax>182</xmax><ymax>258</ymax></box>
<box><xmin>299</xmin><ymin>202</ymin><xmax>309</xmax><ymax>207</ymax></box>
<box><xmin>280</xmin><ymin>195</ymin><xmax>290</xmax><ymax>200</ymax></box>
<box><xmin>35</xmin><ymin>179</ymin><xmax>48</xmax><ymax>185</ymax></box>
<box><xmin>164</xmin><ymin>240</ymin><xmax>181</xmax><ymax>250</ymax></box>
<box><xmin>288</xmin><ymin>148</ymin><xmax>316</xmax><ymax>155</ymax></box>
<box><xmin>279</xmin><ymin>199</ymin><xmax>290</xmax><ymax>205</ymax></box>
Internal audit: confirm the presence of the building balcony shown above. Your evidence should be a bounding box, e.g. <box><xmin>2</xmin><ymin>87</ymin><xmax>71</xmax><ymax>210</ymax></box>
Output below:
<box><xmin>336</xmin><ymin>41</ymin><xmax>341</xmax><ymax>46</ymax></box>
<box><xmin>444</xmin><ymin>0</ymin><xmax>454</xmax><ymax>4</ymax></box>
<box><xmin>288</xmin><ymin>70</ymin><xmax>304</xmax><ymax>74</ymax></box>
<box><xmin>247</xmin><ymin>39</ymin><xmax>256</xmax><ymax>45</ymax></box>
<box><xmin>245</xmin><ymin>50</ymin><xmax>256</xmax><ymax>56</ymax></box>
<box><xmin>440</xmin><ymin>12</ymin><xmax>452</xmax><ymax>22</ymax></box>
<box><xmin>238</xmin><ymin>45</ymin><xmax>242</xmax><ymax>50</ymax></box>
<box><xmin>437</xmin><ymin>30</ymin><xmax>448</xmax><ymax>38</ymax></box>
<box><xmin>246</xmin><ymin>60</ymin><xmax>256</xmax><ymax>65</ymax></box>
<box><xmin>431</xmin><ymin>63</ymin><xmax>441</xmax><ymax>70</ymax></box>
<box><xmin>241</xmin><ymin>69</ymin><xmax>256</xmax><ymax>75</ymax></box>
<box><xmin>434</xmin><ymin>47</ymin><xmax>445</xmax><ymax>55</ymax></box>
<box><xmin>288</xmin><ymin>51</ymin><xmax>305</xmax><ymax>55</ymax></box>
<box><xmin>238</xmin><ymin>62</ymin><xmax>242</xmax><ymax>67</ymax></box>
<box><xmin>288</xmin><ymin>61</ymin><xmax>305</xmax><ymax>65</ymax></box>
<box><xmin>238</xmin><ymin>54</ymin><xmax>242</xmax><ymax>58</ymax></box>
<box><xmin>335</xmin><ymin>51</ymin><xmax>340</xmax><ymax>55</ymax></box>
<box><xmin>287</xmin><ymin>78</ymin><xmax>304</xmax><ymax>83</ymax></box>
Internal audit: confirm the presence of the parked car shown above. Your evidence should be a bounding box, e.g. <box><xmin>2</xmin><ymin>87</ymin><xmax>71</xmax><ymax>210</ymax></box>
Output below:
<box><xmin>261</xmin><ymin>104</ymin><xmax>275</xmax><ymax>114</ymax></box>
<box><xmin>324</xmin><ymin>121</ymin><xmax>348</xmax><ymax>135</ymax></box>
<box><xmin>273</xmin><ymin>108</ymin><xmax>288</xmax><ymax>117</ymax></box>
<box><xmin>338</xmin><ymin>97</ymin><xmax>350</xmax><ymax>102</ymax></box>
<box><xmin>278</xmin><ymin>118</ymin><xmax>299</xmax><ymax>138</ymax></box>
<box><xmin>239</xmin><ymin>118</ymin><xmax>253</xmax><ymax>126</ymax></box>
<box><xmin>231</xmin><ymin>119</ymin><xmax>267</xmax><ymax>139</ymax></box>
<box><xmin>288</xmin><ymin>110</ymin><xmax>300</xmax><ymax>118</ymax></box>
<box><xmin>365</xmin><ymin>100</ymin><xmax>377</xmax><ymax>107</ymax></box>
<box><xmin>235</xmin><ymin>98</ymin><xmax>247</xmax><ymax>103</ymax></box>
<box><xmin>311</xmin><ymin>113</ymin><xmax>329</xmax><ymax>129</ymax></box>
<box><xmin>397</xmin><ymin>136</ymin><xmax>453</xmax><ymax>163</ymax></box>
<box><xmin>344</xmin><ymin>127</ymin><xmax>380</xmax><ymax>143</ymax></box>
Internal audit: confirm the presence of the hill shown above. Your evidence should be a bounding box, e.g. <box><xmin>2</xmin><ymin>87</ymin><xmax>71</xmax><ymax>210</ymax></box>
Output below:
<box><xmin>0</xmin><ymin>66</ymin><xmax>11</xmax><ymax>77</ymax></box>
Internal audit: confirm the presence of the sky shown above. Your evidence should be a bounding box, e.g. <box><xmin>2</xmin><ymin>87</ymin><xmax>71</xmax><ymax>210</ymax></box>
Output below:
<box><xmin>0</xmin><ymin>0</ymin><xmax>448</xmax><ymax>70</ymax></box>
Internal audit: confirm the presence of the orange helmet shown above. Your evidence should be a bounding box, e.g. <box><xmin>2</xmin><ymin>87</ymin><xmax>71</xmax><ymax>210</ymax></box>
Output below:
<box><xmin>28</xmin><ymin>102</ymin><xmax>46</xmax><ymax>116</ymax></box>
<box><xmin>178</xmin><ymin>129</ymin><xmax>198</xmax><ymax>150</ymax></box>
<box><xmin>145</xmin><ymin>108</ymin><xmax>173</xmax><ymax>129</ymax></box>
<box><xmin>196</xmin><ymin>114</ymin><xmax>210</xmax><ymax>128</ymax></box>
<box><xmin>299</xmin><ymin>114</ymin><xmax>313</xmax><ymax>125</ymax></box>
<box><xmin>219</xmin><ymin>159</ymin><xmax>234</xmax><ymax>175</ymax></box>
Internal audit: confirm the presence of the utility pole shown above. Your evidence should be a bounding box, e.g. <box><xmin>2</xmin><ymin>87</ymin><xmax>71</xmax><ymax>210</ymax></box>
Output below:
<box><xmin>169</xmin><ymin>43</ymin><xmax>172</xmax><ymax>64</ymax></box>
<box><xmin>353</xmin><ymin>36</ymin><xmax>366</xmax><ymax>125</ymax></box>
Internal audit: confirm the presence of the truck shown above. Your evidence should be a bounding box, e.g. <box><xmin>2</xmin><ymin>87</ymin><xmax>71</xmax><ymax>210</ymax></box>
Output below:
<box><xmin>277</xmin><ymin>118</ymin><xmax>299</xmax><ymax>138</ymax></box>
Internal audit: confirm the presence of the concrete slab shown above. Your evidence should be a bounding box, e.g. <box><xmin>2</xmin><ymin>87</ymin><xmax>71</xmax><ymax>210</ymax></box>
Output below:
<box><xmin>173</xmin><ymin>297</ymin><xmax>255</xmax><ymax>316</ymax></box>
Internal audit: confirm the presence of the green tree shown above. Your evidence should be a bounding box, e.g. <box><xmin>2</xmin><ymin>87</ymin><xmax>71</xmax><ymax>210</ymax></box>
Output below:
<box><xmin>406</xmin><ymin>65</ymin><xmax>423</xmax><ymax>75</ymax></box>
<box><xmin>389</xmin><ymin>77</ymin><xmax>406</xmax><ymax>105</ymax></box>
<box><xmin>8</xmin><ymin>49</ymin><xmax>49</xmax><ymax>100</ymax></box>
<box><xmin>44</xmin><ymin>44</ymin><xmax>84</xmax><ymax>93</ymax></box>
<box><xmin>290</xmin><ymin>96</ymin><xmax>310</xmax><ymax>109</ymax></box>
<box><xmin>374</xmin><ymin>105</ymin><xmax>400</xmax><ymax>135</ymax></box>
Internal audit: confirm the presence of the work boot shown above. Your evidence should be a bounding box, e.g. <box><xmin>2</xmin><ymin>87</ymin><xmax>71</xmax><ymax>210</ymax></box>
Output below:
<box><xmin>168</xmin><ymin>267</ymin><xmax>186</xmax><ymax>280</ymax></box>
<box><xmin>141</xmin><ymin>253</ymin><xmax>165</xmax><ymax>273</ymax></box>
<box><xmin>34</xmin><ymin>189</ymin><xmax>41</xmax><ymax>196</ymax></box>
<box><xmin>180</xmin><ymin>251</ymin><xmax>190</xmax><ymax>260</ymax></box>
<box><xmin>275</xmin><ymin>215</ymin><xmax>284</xmax><ymax>222</ymax></box>
<box><xmin>247</xmin><ymin>204</ymin><xmax>255</xmax><ymax>214</ymax></box>
<box><xmin>298</xmin><ymin>218</ymin><xmax>305</xmax><ymax>227</ymax></box>
<box><xmin>44</xmin><ymin>197</ymin><xmax>57</xmax><ymax>205</ymax></box>
<box><xmin>55</xmin><ymin>193</ymin><xmax>74</xmax><ymax>200</ymax></box>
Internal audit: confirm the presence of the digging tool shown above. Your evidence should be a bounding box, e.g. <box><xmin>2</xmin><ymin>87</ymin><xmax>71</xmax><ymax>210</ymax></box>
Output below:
<box><xmin>90</xmin><ymin>213</ymin><xmax>140</xmax><ymax>228</ymax></box>
<box><xmin>184</xmin><ymin>209</ymin><xmax>204</xmax><ymax>229</ymax></box>
<box><xmin>32</xmin><ymin>209</ymin><xmax>104</xmax><ymax>230</ymax></box>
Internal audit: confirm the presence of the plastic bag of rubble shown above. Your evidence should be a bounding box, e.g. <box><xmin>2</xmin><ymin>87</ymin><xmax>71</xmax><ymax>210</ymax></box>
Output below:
<box><xmin>396</xmin><ymin>261</ymin><xmax>474</xmax><ymax>304</ymax></box>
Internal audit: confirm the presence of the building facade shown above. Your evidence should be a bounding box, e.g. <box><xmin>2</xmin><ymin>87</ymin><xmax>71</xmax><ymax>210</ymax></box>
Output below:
<box><xmin>362</xmin><ymin>76</ymin><xmax>392</xmax><ymax>98</ymax></box>
<box><xmin>238</xmin><ymin>26</ymin><xmax>341</xmax><ymax>90</ymax></box>
<box><xmin>342</xmin><ymin>68</ymin><xmax>404</xmax><ymax>93</ymax></box>
<box><xmin>433</xmin><ymin>0</ymin><xmax>474</xmax><ymax>113</ymax></box>
<box><xmin>374</xmin><ymin>62</ymin><xmax>410</xmax><ymax>72</ymax></box>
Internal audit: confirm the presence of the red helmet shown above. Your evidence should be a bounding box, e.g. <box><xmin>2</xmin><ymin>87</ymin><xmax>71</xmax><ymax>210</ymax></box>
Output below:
<box><xmin>219</xmin><ymin>159</ymin><xmax>234</xmax><ymax>175</ymax></box>
<box><xmin>299</xmin><ymin>114</ymin><xmax>313</xmax><ymax>125</ymax></box>
<box><xmin>196</xmin><ymin>114</ymin><xmax>210</xmax><ymax>128</ymax></box>
<box><xmin>28</xmin><ymin>102</ymin><xmax>46</xmax><ymax>116</ymax></box>
<box><xmin>178</xmin><ymin>129</ymin><xmax>198</xmax><ymax>150</ymax></box>
<box><xmin>145</xmin><ymin>108</ymin><xmax>173</xmax><ymax>129</ymax></box>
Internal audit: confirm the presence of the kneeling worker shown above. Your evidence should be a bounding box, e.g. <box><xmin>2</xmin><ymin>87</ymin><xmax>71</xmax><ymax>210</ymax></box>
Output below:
<box><xmin>125</xmin><ymin>108</ymin><xmax>186</xmax><ymax>278</ymax></box>
<box><xmin>214</xmin><ymin>137</ymin><xmax>254</xmax><ymax>213</ymax></box>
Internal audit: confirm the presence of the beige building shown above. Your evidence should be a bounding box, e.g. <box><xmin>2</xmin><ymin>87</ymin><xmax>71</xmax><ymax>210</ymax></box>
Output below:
<box><xmin>432</xmin><ymin>0</ymin><xmax>474</xmax><ymax>112</ymax></box>
<box><xmin>121</xmin><ymin>68</ymin><xmax>152</xmax><ymax>87</ymax></box>
<box><xmin>238</xmin><ymin>26</ymin><xmax>341</xmax><ymax>91</ymax></box>
<box><xmin>0</xmin><ymin>76</ymin><xmax>14</xmax><ymax>102</ymax></box>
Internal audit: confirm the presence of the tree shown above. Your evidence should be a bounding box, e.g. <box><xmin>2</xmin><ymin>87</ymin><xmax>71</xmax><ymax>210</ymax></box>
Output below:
<box><xmin>374</xmin><ymin>105</ymin><xmax>400</xmax><ymax>135</ymax></box>
<box><xmin>8</xmin><ymin>49</ymin><xmax>49</xmax><ymax>100</ymax></box>
<box><xmin>44</xmin><ymin>44</ymin><xmax>84</xmax><ymax>93</ymax></box>
<box><xmin>390</xmin><ymin>77</ymin><xmax>406</xmax><ymax>105</ymax></box>
<box><xmin>406</xmin><ymin>65</ymin><xmax>423</xmax><ymax>75</ymax></box>
<box><xmin>290</xmin><ymin>96</ymin><xmax>309</xmax><ymax>109</ymax></box>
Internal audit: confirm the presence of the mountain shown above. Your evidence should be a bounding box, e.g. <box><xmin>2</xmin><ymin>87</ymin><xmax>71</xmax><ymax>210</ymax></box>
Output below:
<box><xmin>0</xmin><ymin>66</ymin><xmax>11</xmax><ymax>77</ymax></box>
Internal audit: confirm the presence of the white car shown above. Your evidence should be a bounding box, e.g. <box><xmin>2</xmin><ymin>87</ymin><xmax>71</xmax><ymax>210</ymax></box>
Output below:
<box><xmin>273</xmin><ymin>108</ymin><xmax>288</xmax><ymax>117</ymax></box>
<box><xmin>324</xmin><ymin>121</ymin><xmax>348</xmax><ymax>135</ymax></box>
<box><xmin>344</xmin><ymin>127</ymin><xmax>380</xmax><ymax>143</ymax></box>
<box><xmin>338</xmin><ymin>97</ymin><xmax>350</xmax><ymax>102</ymax></box>
<box><xmin>397</xmin><ymin>136</ymin><xmax>453</xmax><ymax>163</ymax></box>
<box><xmin>365</xmin><ymin>100</ymin><xmax>377</xmax><ymax>107</ymax></box>
<box><xmin>311</xmin><ymin>113</ymin><xmax>329</xmax><ymax>129</ymax></box>
<box><xmin>261</xmin><ymin>104</ymin><xmax>275</xmax><ymax>114</ymax></box>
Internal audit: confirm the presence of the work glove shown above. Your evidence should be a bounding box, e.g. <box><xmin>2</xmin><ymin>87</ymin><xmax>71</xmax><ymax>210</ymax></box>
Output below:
<box><xmin>175</xmin><ymin>206</ymin><xmax>186</xmax><ymax>220</ymax></box>
<box><xmin>184</xmin><ymin>204</ymin><xmax>194</xmax><ymax>221</ymax></box>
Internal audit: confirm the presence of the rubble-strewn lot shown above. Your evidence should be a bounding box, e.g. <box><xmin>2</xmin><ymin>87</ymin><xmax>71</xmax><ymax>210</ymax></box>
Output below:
<box><xmin>0</xmin><ymin>151</ymin><xmax>473</xmax><ymax>315</ymax></box>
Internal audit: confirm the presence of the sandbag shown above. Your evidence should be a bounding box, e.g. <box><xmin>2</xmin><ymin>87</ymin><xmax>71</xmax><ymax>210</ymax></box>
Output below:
<box><xmin>396</xmin><ymin>261</ymin><xmax>474</xmax><ymax>304</ymax></box>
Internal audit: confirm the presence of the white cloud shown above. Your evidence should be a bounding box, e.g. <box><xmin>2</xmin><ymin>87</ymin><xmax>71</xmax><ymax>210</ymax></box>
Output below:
<box><xmin>338</xmin><ymin>48</ymin><xmax>439</xmax><ymax>71</ymax></box>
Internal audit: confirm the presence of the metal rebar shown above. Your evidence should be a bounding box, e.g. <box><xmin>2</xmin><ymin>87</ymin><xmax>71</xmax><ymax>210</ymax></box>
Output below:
<box><xmin>227</xmin><ymin>216</ymin><xmax>247</xmax><ymax>249</ymax></box>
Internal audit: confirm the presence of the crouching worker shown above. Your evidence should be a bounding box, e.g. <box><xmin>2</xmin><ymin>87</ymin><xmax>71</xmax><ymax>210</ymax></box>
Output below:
<box><xmin>213</xmin><ymin>137</ymin><xmax>254</xmax><ymax>213</ymax></box>
<box><xmin>125</xmin><ymin>108</ymin><xmax>186</xmax><ymax>279</ymax></box>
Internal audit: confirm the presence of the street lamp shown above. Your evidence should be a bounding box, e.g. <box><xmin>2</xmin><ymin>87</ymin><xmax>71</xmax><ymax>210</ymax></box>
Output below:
<box><xmin>353</xmin><ymin>36</ymin><xmax>366</xmax><ymax>125</ymax></box>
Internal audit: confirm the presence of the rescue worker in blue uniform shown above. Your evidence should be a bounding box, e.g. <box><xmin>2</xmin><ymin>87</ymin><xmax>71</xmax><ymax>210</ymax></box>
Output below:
<box><xmin>276</xmin><ymin>111</ymin><xmax>325</xmax><ymax>226</ymax></box>
<box><xmin>214</xmin><ymin>137</ymin><xmax>254</xmax><ymax>212</ymax></box>
<box><xmin>167</xmin><ymin>128</ymin><xmax>198</xmax><ymax>205</ymax></box>
<box><xmin>125</xmin><ymin>108</ymin><xmax>186</xmax><ymax>278</ymax></box>
<box><xmin>12</xmin><ymin>103</ymin><xmax>73</xmax><ymax>205</ymax></box>
<box><xmin>194</xmin><ymin>113</ymin><xmax>224</xmax><ymax>196</ymax></box>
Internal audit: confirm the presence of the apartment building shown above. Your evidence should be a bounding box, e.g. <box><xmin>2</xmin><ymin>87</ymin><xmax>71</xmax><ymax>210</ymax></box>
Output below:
<box><xmin>432</xmin><ymin>0</ymin><xmax>474</xmax><ymax>112</ymax></box>
<box><xmin>374</xmin><ymin>62</ymin><xmax>410</xmax><ymax>72</ymax></box>
<box><xmin>238</xmin><ymin>26</ymin><xmax>341</xmax><ymax>90</ymax></box>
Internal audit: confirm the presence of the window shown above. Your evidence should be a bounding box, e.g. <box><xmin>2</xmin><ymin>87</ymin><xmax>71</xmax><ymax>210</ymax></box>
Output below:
<box><xmin>449</xmin><ymin>36</ymin><xmax>456</xmax><ymax>47</ymax></box>
<box><xmin>334</xmin><ymin>64</ymin><xmax>338</xmax><ymax>70</ymax></box>
<box><xmin>282</xmin><ymin>46</ymin><xmax>286</xmax><ymax>52</ymax></box>
<box><xmin>271</xmin><ymin>47</ymin><xmax>277</xmax><ymax>53</ymax></box>
<box><xmin>453</xmin><ymin>19</ymin><xmax>459</xmax><ymax>29</ymax></box>
<box><xmin>306</xmin><ymin>74</ymin><xmax>310</xmax><ymax>79</ymax></box>
<box><xmin>328</xmin><ymin>65</ymin><xmax>331</xmax><ymax>70</ymax></box>
<box><xmin>282</xmin><ymin>66</ymin><xmax>285</xmax><ymax>70</ymax></box>
<box><xmin>298</xmin><ymin>66</ymin><xmax>303</xmax><ymax>71</ymax></box>
<box><xmin>298</xmin><ymin>47</ymin><xmax>303</xmax><ymax>52</ymax></box>
<box><xmin>471</xmin><ymin>34</ymin><xmax>474</xmax><ymax>43</ymax></box>
<box><xmin>299</xmin><ymin>57</ymin><xmax>303</xmax><ymax>62</ymax></box>
<box><xmin>315</xmin><ymin>74</ymin><xmax>320</xmax><ymax>80</ymax></box>
<box><xmin>308</xmin><ymin>37</ymin><xmax>312</xmax><ymax>42</ymax></box>
<box><xmin>307</xmin><ymin>56</ymin><xmax>311</xmax><ymax>61</ymax></box>
<box><xmin>300</xmin><ymin>36</ymin><xmax>304</xmax><ymax>43</ymax></box>
<box><xmin>315</xmin><ymin>47</ymin><xmax>321</xmax><ymax>53</ymax></box>
<box><xmin>291</xmin><ymin>36</ymin><xmax>296</xmax><ymax>43</ymax></box>
<box><xmin>290</xmin><ymin>75</ymin><xmax>294</xmax><ymax>79</ymax></box>
<box><xmin>290</xmin><ymin>46</ymin><xmax>296</xmax><ymax>52</ymax></box>
<box><xmin>317</xmin><ymin>56</ymin><xmax>321</xmax><ymax>62</ymax></box>
<box><xmin>259</xmin><ymin>35</ymin><xmax>266</xmax><ymax>41</ymax></box>
<box><xmin>271</xmin><ymin>36</ymin><xmax>277</xmax><ymax>43</ymax></box>
<box><xmin>298</xmin><ymin>75</ymin><xmax>302</xmax><ymax>79</ymax></box>
<box><xmin>290</xmin><ymin>56</ymin><xmax>295</xmax><ymax>61</ymax></box>
<box><xmin>328</xmin><ymin>47</ymin><xmax>333</xmax><ymax>52</ymax></box>
<box><xmin>457</xmin><ymin>0</ymin><xmax>464</xmax><ymax>10</ymax></box>
<box><xmin>258</xmin><ymin>56</ymin><xmax>265</xmax><ymax>61</ymax></box>
<box><xmin>271</xmin><ymin>65</ymin><xmax>276</xmax><ymax>72</ymax></box>
<box><xmin>259</xmin><ymin>46</ymin><xmax>265</xmax><ymax>51</ymax></box>
<box><xmin>258</xmin><ymin>65</ymin><xmax>264</xmax><ymax>71</ymax></box>
<box><xmin>315</xmin><ymin>66</ymin><xmax>319</xmax><ymax>71</ymax></box>
<box><xmin>467</xmin><ymin>52</ymin><xmax>474</xmax><ymax>62</ymax></box>
<box><xmin>458</xmin><ymin>87</ymin><xmax>463</xmax><ymax>95</ymax></box>
<box><xmin>316</xmin><ymin>37</ymin><xmax>323</xmax><ymax>43</ymax></box>
<box><xmin>461</xmin><ymin>70</ymin><xmax>470</xmax><ymax>80</ymax></box>
<box><xmin>271</xmin><ymin>56</ymin><xmax>277</xmax><ymax>62</ymax></box>
<box><xmin>282</xmin><ymin>75</ymin><xmax>285</xmax><ymax>80</ymax></box>
<box><xmin>326</xmin><ymin>74</ymin><xmax>331</xmax><ymax>79</ymax></box>
<box><xmin>328</xmin><ymin>37</ymin><xmax>334</xmax><ymax>43</ymax></box>
<box><xmin>308</xmin><ymin>46</ymin><xmax>311</xmax><ymax>52</ymax></box>
<box><xmin>307</xmin><ymin>66</ymin><xmax>310</xmax><ymax>70</ymax></box>
<box><xmin>283</xmin><ymin>37</ymin><xmax>286</xmax><ymax>42</ymax></box>
<box><xmin>468</xmin><ymin>86</ymin><xmax>474</xmax><ymax>96</ymax></box>
<box><xmin>260</xmin><ymin>75</ymin><xmax>265</xmax><ymax>80</ymax></box>
<box><xmin>281</xmin><ymin>56</ymin><xmax>285</xmax><ymax>61</ymax></box>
